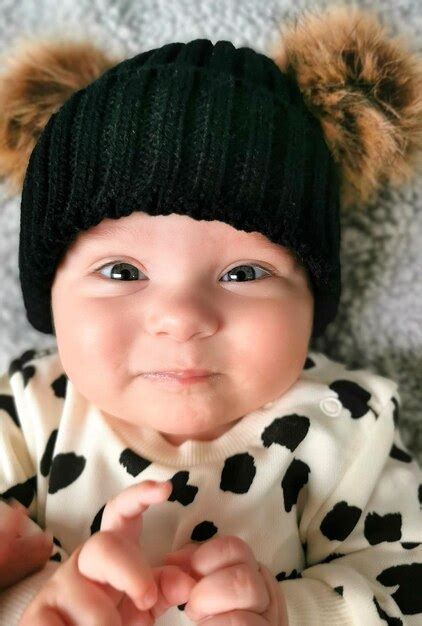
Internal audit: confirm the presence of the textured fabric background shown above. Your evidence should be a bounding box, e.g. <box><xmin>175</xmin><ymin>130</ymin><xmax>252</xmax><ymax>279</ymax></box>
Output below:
<box><xmin>0</xmin><ymin>0</ymin><xmax>421</xmax><ymax>465</ymax></box>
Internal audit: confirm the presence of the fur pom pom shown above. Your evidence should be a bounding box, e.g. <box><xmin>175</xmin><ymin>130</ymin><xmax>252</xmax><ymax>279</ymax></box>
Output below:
<box><xmin>268</xmin><ymin>5</ymin><xmax>422</xmax><ymax>209</ymax></box>
<box><xmin>0</xmin><ymin>37</ymin><xmax>120</xmax><ymax>197</ymax></box>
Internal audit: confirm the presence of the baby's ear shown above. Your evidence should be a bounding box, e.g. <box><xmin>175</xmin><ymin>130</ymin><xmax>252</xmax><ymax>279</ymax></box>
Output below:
<box><xmin>268</xmin><ymin>5</ymin><xmax>422</xmax><ymax>210</ymax></box>
<box><xmin>0</xmin><ymin>37</ymin><xmax>121</xmax><ymax>198</ymax></box>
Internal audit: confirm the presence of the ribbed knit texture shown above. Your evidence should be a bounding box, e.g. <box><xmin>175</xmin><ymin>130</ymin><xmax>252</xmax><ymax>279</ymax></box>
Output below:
<box><xmin>19</xmin><ymin>39</ymin><xmax>342</xmax><ymax>337</ymax></box>
<box><xmin>0</xmin><ymin>562</ymin><xmax>60</xmax><ymax>625</ymax></box>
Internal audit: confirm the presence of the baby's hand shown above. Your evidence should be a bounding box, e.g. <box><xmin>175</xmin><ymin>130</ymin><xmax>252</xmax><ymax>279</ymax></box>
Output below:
<box><xmin>19</xmin><ymin>480</ymin><xmax>197</xmax><ymax>625</ymax></box>
<box><xmin>165</xmin><ymin>534</ymin><xmax>290</xmax><ymax>625</ymax></box>
<box><xmin>0</xmin><ymin>498</ymin><xmax>53</xmax><ymax>590</ymax></box>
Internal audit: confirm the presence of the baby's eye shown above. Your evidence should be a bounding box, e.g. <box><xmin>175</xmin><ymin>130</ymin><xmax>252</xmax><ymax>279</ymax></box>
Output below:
<box><xmin>96</xmin><ymin>262</ymin><xmax>141</xmax><ymax>281</ymax></box>
<box><xmin>95</xmin><ymin>261</ymin><xmax>273</xmax><ymax>282</ymax></box>
<box><xmin>221</xmin><ymin>264</ymin><xmax>273</xmax><ymax>282</ymax></box>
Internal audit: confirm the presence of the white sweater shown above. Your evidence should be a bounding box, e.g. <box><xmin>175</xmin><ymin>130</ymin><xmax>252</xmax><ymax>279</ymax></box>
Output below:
<box><xmin>0</xmin><ymin>346</ymin><xmax>421</xmax><ymax>625</ymax></box>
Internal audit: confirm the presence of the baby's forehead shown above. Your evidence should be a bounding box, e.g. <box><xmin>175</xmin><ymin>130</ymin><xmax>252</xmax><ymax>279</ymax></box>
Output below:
<box><xmin>57</xmin><ymin>212</ymin><xmax>303</xmax><ymax>279</ymax></box>
<box><xmin>64</xmin><ymin>214</ymin><xmax>301</xmax><ymax>275</ymax></box>
<box><xmin>75</xmin><ymin>212</ymin><xmax>278</xmax><ymax>250</ymax></box>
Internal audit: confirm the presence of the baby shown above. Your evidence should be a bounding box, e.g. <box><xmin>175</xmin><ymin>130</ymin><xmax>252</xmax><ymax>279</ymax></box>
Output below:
<box><xmin>0</xmin><ymin>5</ymin><xmax>422</xmax><ymax>626</ymax></box>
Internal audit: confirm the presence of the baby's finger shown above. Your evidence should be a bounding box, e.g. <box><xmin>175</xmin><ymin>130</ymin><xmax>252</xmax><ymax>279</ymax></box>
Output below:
<box><xmin>78</xmin><ymin>529</ymin><xmax>158</xmax><ymax>611</ymax></box>
<box><xmin>20</xmin><ymin>545</ymin><xmax>123</xmax><ymax>626</ymax></box>
<box><xmin>20</xmin><ymin>604</ymin><xmax>67</xmax><ymax>626</ymax></box>
<box><xmin>101</xmin><ymin>480</ymin><xmax>172</xmax><ymax>544</ymax></box>
<box><xmin>151</xmin><ymin>564</ymin><xmax>198</xmax><ymax>617</ymax></box>
<box><xmin>189</xmin><ymin>535</ymin><xmax>259</xmax><ymax>577</ymax></box>
<box><xmin>117</xmin><ymin>564</ymin><xmax>197</xmax><ymax>625</ymax></box>
<box><xmin>191</xmin><ymin>610</ymin><xmax>268</xmax><ymax>626</ymax></box>
<box><xmin>117</xmin><ymin>594</ymin><xmax>154</xmax><ymax>626</ymax></box>
<box><xmin>164</xmin><ymin>542</ymin><xmax>202</xmax><ymax>579</ymax></box>
<box><xmin>185</xmin><ymin>563</ymin><xmax>269</xmax><ymax>622</ymax></box>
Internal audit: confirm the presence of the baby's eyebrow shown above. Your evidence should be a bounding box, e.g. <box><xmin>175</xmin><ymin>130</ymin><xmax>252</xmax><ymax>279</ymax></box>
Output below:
<box><xmin>86</xmin><ymin>223</ymin><xmax>134</xmax><ymax>240</ymax></box>
<box><xmin>240</xmin><ymin>237</ymin><xmax>297</xmax><ymax>265</ymax></box>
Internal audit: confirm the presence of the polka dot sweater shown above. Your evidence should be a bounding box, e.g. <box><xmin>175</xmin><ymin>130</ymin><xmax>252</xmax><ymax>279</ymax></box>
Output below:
<box><xmin>0</xmin><ymin>347</ymin><xmax>421</xmax><ymax>625</ymax></box>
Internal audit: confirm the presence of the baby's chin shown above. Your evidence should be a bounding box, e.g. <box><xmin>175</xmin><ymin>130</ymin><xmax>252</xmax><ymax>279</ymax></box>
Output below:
<box><xmin>135</xmin><ymin>410</ymin><xmax>241</xmax><ymax>440</ymax></box>
<box><xmin>159</xmin><ymin>418</ymin><xmax>244</xmax><ymax>445</ymax></box>
<box><xmin>93</xmin><ymin>373</ymin><xmax>282</xmax><ymax>440</ymax></box>
<box><xmin>100</xmin><ymin>394</ymin><xmax>248</xmax><ymax>443</ymax></box>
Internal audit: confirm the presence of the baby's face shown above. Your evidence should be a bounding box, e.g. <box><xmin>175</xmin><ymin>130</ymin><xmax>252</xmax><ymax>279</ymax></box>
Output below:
<box><xmin>51</xmin><ymin>212</ymin><xmax>314</xmax><ymax>446</ymax></box>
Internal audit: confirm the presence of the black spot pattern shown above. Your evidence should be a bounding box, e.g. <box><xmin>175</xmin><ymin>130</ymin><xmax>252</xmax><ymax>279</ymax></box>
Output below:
<box><xmin>19</xmin><ymin>365</ymin><xmax>35</xmax><ymax>388</ymax></box>
<box><xmin>191</xmin><ymin>520</ymin><xmax>218</xmax><ymax>542</ymax></box>
<box><xmin>390</xmin><ymin>445</ymin><xmax>412</xmax><ymax>463</ymax></box>
<box><xmin>0</xmin><ymin>393</ymin><xmax>20</xmax><ymax>428</ymax></box>
<box><xmin>48</xmin><ymin>452</ymin><xmax>86</xmax><ymax>494</ymax></box>
<box><xmin>329</xmin><ymin>380</ymin><xmax>371</xmax><ymax>419</ymax></box>
<box><xmin>377</xmin><ymin>563</ymin><xmax>422</xmax><ymax>615</ymax></box>
<box><xmin>262</xmin><ymin>415</ymin><xmax>310</xmax><ymax>452</ymax></box>
<box><xmin>282</xmin><ymin>458</ymin><xmax>310</xmax><ymax>513</ymax></box>
<box><xmin>49</xmin><ymin>535</ymin><xmax>64</xmax><ymax>563</ymax></box>
<box><xmin>51</xmin><ymin>373</ymin><xmax>67</xmax><ymax>399</ymax></box>
<box><xmin>320</xmin><ymin>501</ymin><xmax>362</xmax><ymax>541</ymax></box>
<box><xmin>364</xmin><ymin>512</ymin><xmax>402</xmax><ymax>545</ymax></box>
<box><xmin>320</xmin><ymin>552</ymin><xmax>346</xmax><ymax>564</ymax></box>
<box><xmin>392</xmin><ymin>397</ymin><xmax>400</xmax><ymax>427</ymax></box>
<box><xmin>8</xmin><ymin>349</ymin><xmax>38</xmax><ymax>387</ymax></box>
<box><xmin>373</xmin><ymin>596</ymin><xmax>403</xmax><ymax>625</ymax></box>
<box><xmin>220</xmin><ymin>453</ymin><xmax>256</xmax><ymax>493</ymax></box>
<box><xmin>91</xmin><ymin>504</ymin><xmax>106</xmax><ymax>534</ymax></box>
<box><xmin>2</xmin><ymin>347</ymin><xmax>421</xmax><ymax>622</ymax></box>
<box><xmin>276</xmin><ymin>569</ymin><xmax>302</xmax><ymax>581</ymax></box>
<box><xmin>40</xmin><ymin>429</ymin><xmax>58</xmax><ymax>477</ymax></box>
<box><xmin>1</xmin><ymin>476</ymin><xmax>37</xmax><ymax>508</ymax></box>
<box><xmin>119</xmin><ymin>448</ymin><xmax>151</xmax><ymax>476</ymax></box>
<box><xmin>168</xmin><ymin>472</ymin><xmax>198</xmax><ymax>505</ymax></box>
<box><xmin>303</xmin><ymin>357</ymin><xmax>316</xmax><ymax>370</ymax></box>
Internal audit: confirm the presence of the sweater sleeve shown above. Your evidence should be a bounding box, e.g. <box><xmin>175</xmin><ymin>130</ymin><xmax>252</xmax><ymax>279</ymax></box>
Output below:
<box><xmin>0</xmin><ymin>369</ymin><xmax>38</xmax><ymax>514</ymax></box>
<box><xmin>279</xmin><ymin>391</ymin><xmax>422</xmax><ymax>626</ymax></box>
<box><xmin>0</xmin><ymin>369</ymin><xmax>68</xmax><ymax>624</ymax></box>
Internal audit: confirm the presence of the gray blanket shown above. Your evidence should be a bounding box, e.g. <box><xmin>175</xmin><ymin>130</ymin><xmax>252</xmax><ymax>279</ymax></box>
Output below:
<box><xmin>0</xmin><ymin>0</ymin><xmax>421</xmax><ymax>465</ymax></box>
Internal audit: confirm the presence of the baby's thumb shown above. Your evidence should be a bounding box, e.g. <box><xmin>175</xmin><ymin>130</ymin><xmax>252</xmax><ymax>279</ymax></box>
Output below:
<box><xmin>157</xmin><ymin>564</ymin><xmax>198</xmax><ymax>609</ymax></box>
<box><xmin>164</xmin><ymin>542</ymin><xmax>201</xmax><ymax>579</ymax></box>
<box><xmin>117</xmin><ymin>563</ymin><xmax>197</xmax><ymax>624</ymax></box>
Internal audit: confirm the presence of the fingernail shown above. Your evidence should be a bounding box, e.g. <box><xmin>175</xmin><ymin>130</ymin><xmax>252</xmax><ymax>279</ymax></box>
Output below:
<box><xmin>151</xmin><ymin>480</ymin><xmax>170</xmax><ymax>489</ymax></box>
<box><xmin>138</xmin><ymin>584</ymin><xmax>157</xmax><ymax>610</ymax></box>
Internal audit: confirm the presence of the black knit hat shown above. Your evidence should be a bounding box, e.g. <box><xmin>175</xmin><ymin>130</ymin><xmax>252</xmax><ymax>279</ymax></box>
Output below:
<box><xmin>18</xmin><ymin>38</ymin><xmax>341</xmax><ymax>338</ymax></box>
<box><xmin>1</xmin><ymin>7</ymin><xmax>421</xmax><ymax>338</ymax></box>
